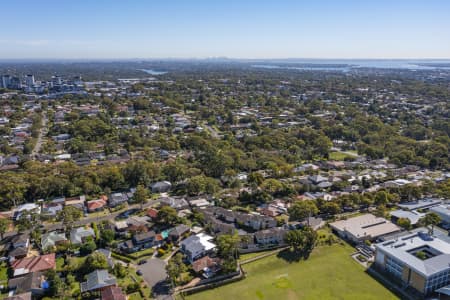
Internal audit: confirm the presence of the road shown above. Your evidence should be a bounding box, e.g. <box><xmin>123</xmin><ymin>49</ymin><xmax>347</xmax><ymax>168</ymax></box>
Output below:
<box><xmin>137</xmin><ymin>258</ymin><xmax>169</xmax><ymax>299</ymax></box>
<box><xmin>5</xmin><ymin>199</ymin><xmax>160</xmax><ymax>238</ymax></box>
<box><xmin>31</xmin><ymin>112</ymin><xmax>47</xmax><ymax>159</ymax></box>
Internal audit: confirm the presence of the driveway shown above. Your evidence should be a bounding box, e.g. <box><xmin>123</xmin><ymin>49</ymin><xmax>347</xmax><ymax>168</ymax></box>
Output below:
<box><xmin>137</xmin><ymin>258</ymin><xmax>168</xmax><ymax>295</ymax></box>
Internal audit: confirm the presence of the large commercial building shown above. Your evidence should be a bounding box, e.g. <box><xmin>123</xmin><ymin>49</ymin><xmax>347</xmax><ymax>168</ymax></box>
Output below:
<box><xmin>329</xmin><ymin>214</ymin><xmax>401</xmax><ymax>243</ymax></box>
<box><xmin>375</xmin><ymin>231</ymin><xmax>450</xmax><ymax>295</ymax></box>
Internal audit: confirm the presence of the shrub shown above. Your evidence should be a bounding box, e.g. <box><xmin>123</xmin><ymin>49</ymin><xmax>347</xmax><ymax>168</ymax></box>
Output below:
<box><xmin>157</xmin><ymin>248</ymin><xmax>166</xmax><ymax>257</ymax></box>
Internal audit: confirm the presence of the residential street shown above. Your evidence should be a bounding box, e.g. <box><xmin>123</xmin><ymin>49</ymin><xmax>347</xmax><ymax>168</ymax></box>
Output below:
<box><xmin>31</xmin><ymin>112</ymin><xmax>47</xmax><ymax>159</ymax></box>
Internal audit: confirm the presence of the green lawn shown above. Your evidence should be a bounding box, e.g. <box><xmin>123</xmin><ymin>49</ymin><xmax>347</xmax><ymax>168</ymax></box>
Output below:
<box><xmin>0</xmin><ymin>262</ymin><xmax>8</xmax><ymax>283</ymax></box>
<box><xmin>186</xmin><ymin>244</ymin><xmax>398</xmax><ymax>300</ymax></box>
<box><xmin>329</xmin><ymin>151</ymin><xmax>358</xmax><ymax>161</ymax></box>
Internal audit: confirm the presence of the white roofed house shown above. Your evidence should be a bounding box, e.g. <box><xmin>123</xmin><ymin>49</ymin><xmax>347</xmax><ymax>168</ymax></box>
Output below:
<box><xmin>70</xmin><ymin>227</ymin><xmax>95</xmax><ymax>244</ymax></box>
<box><xmin>180</xmin><ymin>233</ymin><xmax>216</xmax><ymax>263</ymax></box>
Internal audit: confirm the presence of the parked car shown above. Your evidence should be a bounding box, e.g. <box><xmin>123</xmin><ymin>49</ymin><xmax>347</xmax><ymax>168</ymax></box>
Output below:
<box><xmin>136</xmin><ymin>270</ymin><xmax>143</xmax><ymax>276</ymax></box>
<box><xmin>138</xmin><ymin>259</ymin><xmax>147</xmax><ymax>265</ymax></box>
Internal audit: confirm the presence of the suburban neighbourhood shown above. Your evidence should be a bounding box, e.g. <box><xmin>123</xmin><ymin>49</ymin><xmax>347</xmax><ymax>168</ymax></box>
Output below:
<box><xmin>0</xmin><ymin>58</ymin><xmax>448</xmax><ymax>300</ymax></box>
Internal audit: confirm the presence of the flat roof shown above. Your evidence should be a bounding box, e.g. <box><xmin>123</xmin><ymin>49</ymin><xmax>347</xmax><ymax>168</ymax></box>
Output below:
<box><xmin>390</xmin><ymin>210</ymin><xmax>424</xmax><ymax>225</ymax></box>
<box><xmin>330</xmin><ymin>214</ymin><xmax>400</xmax><ymax>240</ymax></box>
<box><xmin>376</xmin><ymin>232</ymin><xmax>450</xmax><ymax>277</ymax></box>
<box><xmin>430</xmin><ymin>205</ymin><xmax>450</xmax><ymax>217</ymax></box>
<box><xmin>397</xmin><ymin>198</ymin><xmax>442</xmax><ymax>211</ymax></box>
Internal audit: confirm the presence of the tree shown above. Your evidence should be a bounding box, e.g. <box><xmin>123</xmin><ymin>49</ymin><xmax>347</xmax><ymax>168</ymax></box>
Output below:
<box><xmin>56</xmin><ymin>206</ymin><xmax>82</xmax><ymax>231</ymax></box>
<box><xmin>0</xmin><ymin>218</ymin><xmax>11</xmax><ymax>239</ymax></box>
<box><xmin>216</xmin><ymin>234</ymin><xmax>240</xmax><ymax>274</ymax></box>
<box><xmin>284</xmin><ymin>227</ymin><xmax>317</xmax><ymax>258</ymax></box>
<box><xmin>374</xmin><ymin>191</ymin><xmax>389</xmax><ymax>206</ymax></box>
<box><xmin>16</xmin><ymin>210</ymin><xmax>40</xmax><ymax>233</ymax></box>
<box><xmin>321</xmin><ymin>202</ymin><xmax>341</xmax><ymax>216</ymax></box>
<box><xmin>80</xmin><ymin>236</ymin><xmax>97</xmax><ymax>255</ymax></box>
<box><xmin>285</xmin><ymin>230</ymin><xmax>304</xmax><ymax>253</ymax></box>
<box><xmin>133</xmin><ymin>184</ymin><xmax>150</xmax><ymax>208</ymax></box>
<box><xmin>397</xmin><ymin>218</ymin><xmax>411</xmax><ymax>230</ymax></box>
<box><xmin>83</xmin><ymin>252</ymin><xmax>108</xmax><ymax>274</ymax></box>
<box><xmin>45</xmin><ymin>269</ymin><xmax>67</xmax><ymax>298</ymax></box>
<box><xmin>248</xmin><ymin>172</ymin><xmax>264</xmax><ymax>186</ymax></box>
<box><xmin>288</xmin><ymin>200</ymin><xmax>318</xmax><ymax>221</ymax></box>
<box><xmin>157</xmin><ymin>206</ymin><xmax>178</xmax><ymax>226</ymax></box>
<box><xmin>100</xmin><ymin>229</ymin><xmax>115</xmax><ymax>246</ymax></box>
<box><xmin>166</xmin><ymin>253</ymin><xmax>187</xmax><ymax>287</ymax></box>
<box><xmin>422</xmin><ymin>212</ymin><xmax>441</xmax><ymax>235</ymax></box>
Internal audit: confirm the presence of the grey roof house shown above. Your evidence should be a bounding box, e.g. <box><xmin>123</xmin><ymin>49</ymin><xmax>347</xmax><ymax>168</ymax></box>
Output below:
<box><xmin>41</xmin><ymin>231</ymin><xmax>67</xmax><ymax>250</ymax></box>
<box><xmin>70</xmin><ymin>227</ymin><xmax>95</xmax><ymax>244</ymax></box>
<box><xmin>150</xmin><ymin>181</ymin><xmax>172</xmax><ymax>193</ymax></box>
<box><xmin>80</xmin><ymin>269</ymin><xmax>117</xmax><ymax>292</ymax></box>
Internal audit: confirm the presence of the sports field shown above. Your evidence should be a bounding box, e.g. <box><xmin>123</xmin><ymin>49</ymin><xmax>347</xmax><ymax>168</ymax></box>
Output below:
<box><xmin>185</xmin><ymin>244</ymin><xmax>398</xmax><ymax>300</ymax></box>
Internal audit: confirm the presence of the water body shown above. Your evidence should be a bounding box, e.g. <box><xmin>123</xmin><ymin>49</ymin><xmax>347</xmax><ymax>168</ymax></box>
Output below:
<box><xmin>139</xmin><ymin>69</ymin><xmax>168</xmax><ymax>75</ymax></box>
<box><xmin>252</xmin><ymin>59</ymin><xmax>450</xmax><ymax>71</ymax></box>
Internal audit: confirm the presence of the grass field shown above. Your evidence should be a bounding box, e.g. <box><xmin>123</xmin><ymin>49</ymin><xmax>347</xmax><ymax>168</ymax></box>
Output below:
<box><xmin>329</xmin><ymin>151</ymin><xmax>358</xmax><ymax>161</ymax></box>
<box><xmin>185</xmin><ymin>244</ymin><xmax>398</xmax><ymax>300</ymax></box>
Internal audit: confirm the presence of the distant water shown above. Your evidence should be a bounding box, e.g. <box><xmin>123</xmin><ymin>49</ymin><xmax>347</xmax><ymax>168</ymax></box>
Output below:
<box><xmin>139</xmin><ymin>69</ymin><xmax>168</xmax><ymax>75</ymax></box>
<box><xmin>252</xmin><ymin>59</ymin><xmax>450</xmax><ymax>71</ymax></box>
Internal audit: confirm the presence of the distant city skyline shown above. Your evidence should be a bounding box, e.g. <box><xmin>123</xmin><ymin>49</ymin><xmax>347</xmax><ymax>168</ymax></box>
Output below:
<box><xmin>1</xmin><ymin>0</ymin><xmax>450</xmax><ymax>59</ymax></box>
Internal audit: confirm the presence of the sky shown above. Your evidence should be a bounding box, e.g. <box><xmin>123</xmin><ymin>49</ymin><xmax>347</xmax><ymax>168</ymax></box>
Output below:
<box><xmin>0</xmin><ymin>0</ymin><xmax>450</xmax><ymax>59</ymax></box>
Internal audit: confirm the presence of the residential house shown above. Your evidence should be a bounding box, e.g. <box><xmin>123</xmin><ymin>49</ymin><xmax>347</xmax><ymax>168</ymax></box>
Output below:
<box><xmin>65</xmin><ymin>196</ymin><xmax>86</xmax><ymax>211</ymax></box>
<box><xmin>132</xmin><ymin>231</ymin><xmax>155</xmax><ymax>249</ymax></box>
<box><xmin>5</xmin><ymin>292</ymin><xmax>32</xmax><ymax>300</ymax></box>
<box><xmin>41</xmin><ymin>231</ymin><xmax>67</xmax><ymax>250</ymax></box>
<box><xmin>169</xmin><ymin>224</ymin><xmax>190</xmax><ymax>242</ymax></box>
<box><xmin>101</xmin><ymin>286</ymin><xmax>126</xmax><ymax>300</ymax></box>
<box><xmin>235</xmin><ymin>213</ymin><xmax>277</xmax><ymax>231</ymax></box>
<box><xmin>159</xmin><ymin>197</ymin><xmax>189</xmax><ymax>210</ymax></box>
<box><xmin>14</xmin><ymin>204</ymin><xmax>40</xmax><ymax>221</ymax></box>
<box><xmin>255</xmin><ymin>227</ymin><xmax>287</xmax><ymax>245</ymax></box>
<box><xmin>180</xmin><ymin>233</ymin><xmax>216</xmax><ymax>263</ymax></box>
<box><xmin>80</xmin><ymin>269</ymin><xmax>117</xmax><ymax>293</ymax></box>
<box><xmin>41</xmin><ymin>202</ymin><xmax>63</xmax><ymax>217</ymax></box>
<box><xmin>11</xmin><ymin>234</ymin><xmax>29</xmax><ymax>249</ymax></box>
<box><xmin>70</xmin><ymin>227</ymin><xmax>95</xmax><ymax>244</ymax></box>
<box><xmin>8</xmin><ymin>234</ymin><xmax>30</xmax><ymax>261</ymax></box>
<box><xmin>8</xmin><ymin>272</ymin><xmax>47</xmax><ymax>296</ymax></box>
<box><xmin>11</xmin><ymin>254</ymin><xmax>56</xmax><ymax>277</ymax></box>
<box><xmin>191</xmin><ymin>256</ymin><xmax>222</xmax><ymax>278</ymax></box>
<box><xmin>150</xmin><ymin>181</ymin><xmax>172</xmax><ymax>193</ymax></box>
<box><xmin>146</xmin><ymin>208</ymin><xmax>158</xmax><ymax>220</ymax></box>
<box><xmin>119</xmin><ymin>231</ymin><xmax>156</xmax><ymax>253</ymax></box>
<box><xmin>109</xmin><ymin>193</ymin><xmax>128</xmax><ymax>207</ymax></box>
<box><xmin>87</xmin><ymin>196</ymin><xmax>108</xmax><ymax>212</ymax></box>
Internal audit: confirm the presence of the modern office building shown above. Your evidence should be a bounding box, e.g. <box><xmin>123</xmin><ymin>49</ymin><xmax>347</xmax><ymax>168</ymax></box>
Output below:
<box><xmin>1</xmin><ymin>75</ymin><xmax>12</xmax><ymax>88</ymax></box>
<box><xmin>375</xmin><ymin>231</ymin><xmax>450</xmax><ymax>295</ymax></box>
<box><xmin>25</xmin><ymin>74</ymin><xmax>35</xmax><ymax>87</ymax></box>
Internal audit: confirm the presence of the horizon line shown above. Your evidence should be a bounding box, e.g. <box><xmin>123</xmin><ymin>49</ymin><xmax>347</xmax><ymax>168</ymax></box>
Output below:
<box><xmin>1</xmin><ymin>57</ymin><xmax>450</xmax><ymax>62</ymax></box>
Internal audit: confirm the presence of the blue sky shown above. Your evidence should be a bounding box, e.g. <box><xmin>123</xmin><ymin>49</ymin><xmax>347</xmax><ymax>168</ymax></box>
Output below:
<box><xmin>0</xmin><ymin>0</ymin><xmax>449</xmax><ymax>59</ymax></box>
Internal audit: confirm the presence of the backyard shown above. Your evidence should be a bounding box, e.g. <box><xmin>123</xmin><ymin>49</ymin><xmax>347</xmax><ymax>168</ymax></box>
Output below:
<box><xmin>184</xmin><ymin>243</ymin><xmax>399</xmax><ymax>300</ymax></box>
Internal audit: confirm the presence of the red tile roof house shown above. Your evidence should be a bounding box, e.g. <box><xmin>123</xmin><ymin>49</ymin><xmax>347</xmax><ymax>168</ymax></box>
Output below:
<box><xmin>146</xmin><ymin>208</ymin><xmax>158</xmax><ymax>220</ymax></box>
<box><xmin>11</xmin><ymin>254</ymin><xmax>56</xmax><ymax>277</ymax></box>
<box><xmin>87</xmin><ymin>196</ymin><xmax>108</xmax><ymax>212</ymax></box>
<box><xmin>101</xmin><ymin>285</ymin><xmax>127</xmax><ymax>300</ymax></box>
